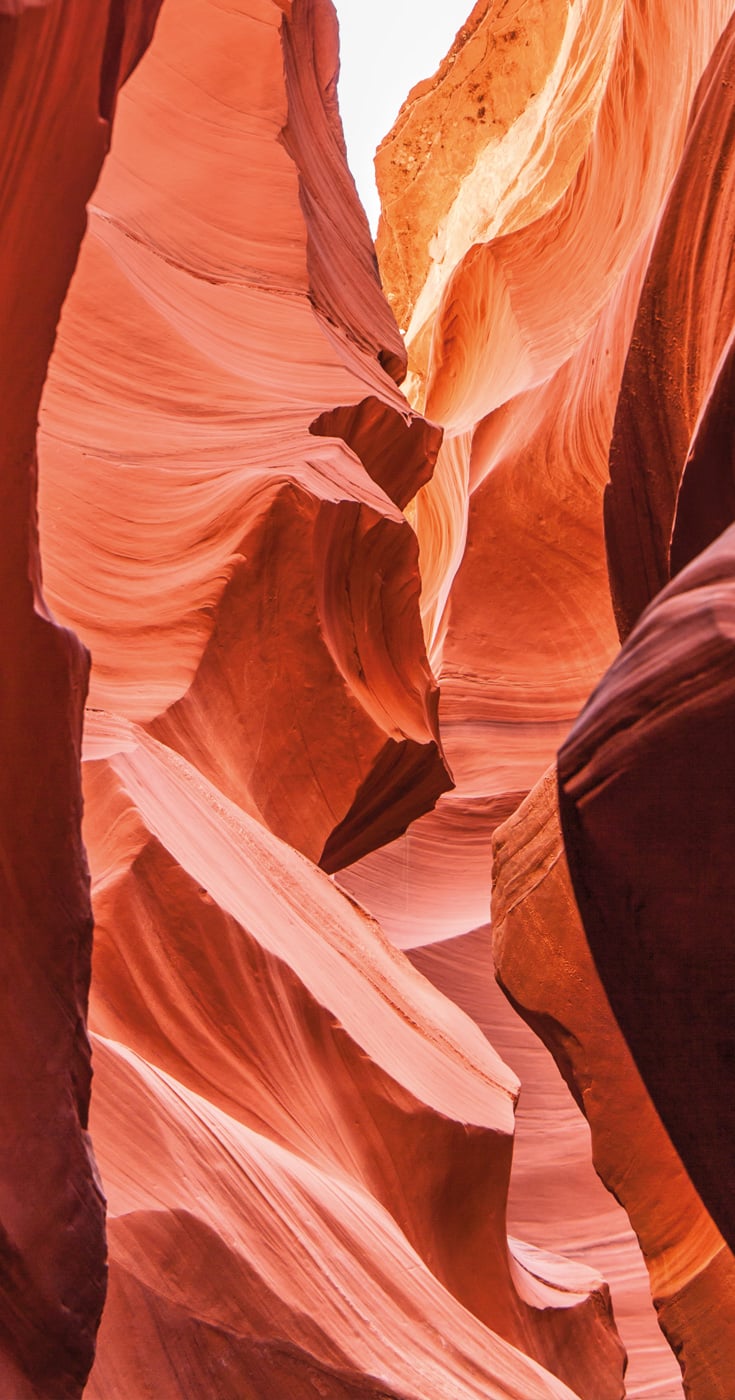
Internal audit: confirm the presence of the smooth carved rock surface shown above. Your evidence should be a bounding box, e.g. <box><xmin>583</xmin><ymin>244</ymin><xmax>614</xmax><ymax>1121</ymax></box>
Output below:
<box><xmin>27</xmin><ymin>0</ymin><xmax>631</xmax><ymax>1395</ymax></box>
<box><xmin>0</xmin><ymin>3</ymin><xmax>162</xmax><ymax>1395</ymax></box>
<box><xmin>343</xmin><ymin>2</ymin><xmax>735</xmax><ymax>1396</ymax></box>
<box><xmin>341</xmin><ymin>0</ymin><xmax>730</xmax><ymax>958</ymax></box>
<box><xmin>5</xmin><ymin>0</ymin><xmax>735</xmax><ymax>1395</ymax></box>
<box><xmin>409</xmin><ymin>927</ymin><xmax>687</xmax><ymax>1400</ymax></box>
<box><xmin>38</xmin><ymin>0</ymin><xmax>451</xmax><ymax>874</ymax></box>
<box><xmin>605</xmin><ymin>15</ymin><xmax>735</xmax><ymax>639</ymax></box>
<box><xmin>493</xmin><ymin>771</ymin><xmax>735</xmax><ymax>1399</ymax></box>
<box><xmin>558</xmin><ymin>526</ymin><xmax>735</xmax><ymax>1263</ymax></box>
<box><xmin>556</xmin><ymin>6</ymin><xmax>735</xmax><ymax>1291</ymax></box>
<box><xmin>81</xmin><ymin>714</ymin><xmax>624</xmax><ymax>1399</ymax></box>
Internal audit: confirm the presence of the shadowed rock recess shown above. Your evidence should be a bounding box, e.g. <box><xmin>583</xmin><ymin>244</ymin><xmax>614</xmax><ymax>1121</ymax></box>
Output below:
<box><xmin>1</xmin><ymin>0</ymin><xmax>734</xmax><ymax>1396</ymax></box>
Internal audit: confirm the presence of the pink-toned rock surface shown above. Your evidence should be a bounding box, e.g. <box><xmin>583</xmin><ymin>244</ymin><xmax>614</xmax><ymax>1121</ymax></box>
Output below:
<box><xmin>0</xmin><ymin>3</ymin><xmax>161</xmax><ymax>1394</ymax></box>
<box><xmin>38</xmin><ymin>0</ymin><xmax>451</xmax><ymax>873</ymax></box>
<box><xmin>339</xmin><ymin>0</ymin><xmax>731</xmax><ymax>956</ymax></box>
<box><xmin>5</xmin><ymin>0</ymin><xmax>735</xmax><ymax>1394</ymax></box>
<box><xmin>410</xmin><ymin>927</ymin><xmax>687</xmax><ymax>1400</ymax></box>
<box><xmin>30</xmin><ymin>0</ymin><xmax>633</xmax><ymax>1395</ymax></box>
<box><xmin>81</xmin><ymin>714</ymin><xmax>624</xmax><ymax>1399</ymax></box>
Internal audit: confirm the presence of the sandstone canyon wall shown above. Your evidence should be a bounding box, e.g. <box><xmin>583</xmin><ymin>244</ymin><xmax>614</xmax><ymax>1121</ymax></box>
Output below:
<box><xmin>0</xmin><ymin>4</ymin><xmax>163</xmax><ymax>1394</ymax></box>
<box><xmin>1</xmin><ymin>0</ymin><xmax>735</xmax><ymax>1397</ymax></box>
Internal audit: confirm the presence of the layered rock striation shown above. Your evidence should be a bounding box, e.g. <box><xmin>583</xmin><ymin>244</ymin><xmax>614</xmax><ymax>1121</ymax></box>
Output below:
<box><xmin>4</xmin><ymin>0</ymin><xmax>735</xmax><ymax>1397</ymax></box>
<box><xmin>26</xmin><ymin>0</ymin><xmax>632</xmax><ymax>1395</ymax></box>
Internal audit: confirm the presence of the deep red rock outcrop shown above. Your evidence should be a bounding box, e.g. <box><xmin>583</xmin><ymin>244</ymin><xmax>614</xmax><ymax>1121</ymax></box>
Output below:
<box><xmin>558</xmin><ymin>526</ymin><xmax>735</xmax><ymax>1260</ymax></box>
<box><xmin>493</xmin><ymin>772</ymin><xmax>735</xmax><ymax>1398</ymax></box>
<box><xmin>0</xmin><ymin>3</ymin><xmax>161</xmax><ymax>1394</ymax></box>
<box><xmin>605</xmin><ymin>15</ymin><xmax>735</xmax><ymax>638</ymax></box>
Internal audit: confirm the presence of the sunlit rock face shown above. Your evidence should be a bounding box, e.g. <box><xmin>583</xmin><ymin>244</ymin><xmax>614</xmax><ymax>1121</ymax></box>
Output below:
<box><xmin>343</xmin><ymin>0</ymin><xmax>735</xmax><ymax>1396</ymax></box>
<box><xmin>38</xmin><ymin>0</ymin><xmax>451</xmax><ymax>873</ymax></box>
<box><xmin>28</xmin><ymin>0</ymin><xmax>628</xmax><ymax>1395</ymax></box>
<box><xmin>4</xmin><ymin>0</ymin><xmax>735</xmax><ymax>1397</ymax></box>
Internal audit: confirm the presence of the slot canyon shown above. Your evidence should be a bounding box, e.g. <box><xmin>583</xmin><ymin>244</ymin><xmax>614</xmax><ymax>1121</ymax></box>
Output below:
<box><xmin>1</xmin><ymin>1</ymin><xmax>734</xmax><ymax>1396</ymax></box>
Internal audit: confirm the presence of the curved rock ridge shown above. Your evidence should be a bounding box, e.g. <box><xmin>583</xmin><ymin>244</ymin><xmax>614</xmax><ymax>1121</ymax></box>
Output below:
<box><xmin>81</xmin><ymin>711</ymin><xmax>625</xmax><ymax>1398</ymax></box>
<box><xmin>410</xmin><ymin>926</ymin><xmax>686</xmax><ymax>1400</ymax></box>
<box><xmin>335</xmin><ymin>253</ymin><xmax>649</xmax><ymax>950</ymax></box>
<box><xmin>341</xmin><ymin>0</ymin><xmax>729</xmax><ymax>954</ymax></box>
<box><xmin>605</xmin><ymin>13</ymin><xmax>735</xmax><ymax>639</ymax></box>
<box><xmin>27</xmin><ymin>0</ymin><xmax>635</xmax><ymax>1394</ymax></box>
<box><xmin>10</xmin><ymin>0</ymin><xmax>735</xmax><ymax>1395</ymax></box>
<box><xmin>670</xmin><ymin>330</ymin><xmax>735</xmax><ymax>579</ymax></box>
<box><xmin>87</xmin><ymin>1035</ymin><xmax>607</xmax><ymax>1400</ymax></box>
<box><xmin>0</xmin><ymin>2</ymin><xmax>162</xmax><ymax>1394</ymax></box>
<box><xmin>337</xmin><ymin>3</ymin><xmax>735</xmax><ymax>1395</ymax></box>
<box><xmin>38</xmin><ymin>0</ymin><xmax>450</xmax><ymax>872</ymax></box>
<box><xmin>493</xmin><ymin>771</ymin><xmax>735</xmax><ymax>1399</ymax></box>
<box><xmin>379</xmin><ymin>1</ymin><xmax>730</xmax><ymax>426</ymax></box>
<box><xmin>377</xmin><ymin>0</ymin><xmax>732</xmax><ymax>676</ymax></box>
<box><xmin>558</xmin><ymin>524</ymin><xmax>735</xmax><ymax>1261</ymax></box>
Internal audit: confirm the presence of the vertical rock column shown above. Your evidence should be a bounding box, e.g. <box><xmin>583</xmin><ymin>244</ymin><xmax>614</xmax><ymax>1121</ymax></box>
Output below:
<box><xmin>0</xmin><ymin>3</ymin><xmax>161</xmax><ymax>1394</ymax></box>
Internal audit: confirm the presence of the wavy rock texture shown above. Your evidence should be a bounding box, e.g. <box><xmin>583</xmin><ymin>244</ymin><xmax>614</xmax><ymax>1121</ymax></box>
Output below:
<box><xmin>555</xmin><ymin>2</ymin><xmax>735</xmax><ymax>1297</ymax></box>
<box><xmin>409</xmin><ymin>927</ymin><xmax>687</xmax><ymax>1400</ymax></box>
<box><xmin>605</xmin><ymin>16</ymin><xmax>735</xmax><ymax>638</ymax></box>
<box><xmin>339</xmin><ymin>0</ymin><xmax>731</xmax><ymax>952</ymax></box>
<box><xmin>493</xmin><ymin>771</ymin><xmax>735</xmax><ymax>1398</ymax></box>
<box><xmin>22</xmin><ymin>0</ymin><xmax>637</xmax><ymax>1396</ymax></box>
<box><xmin>38</xmin><ymin>0</ymin><xmax>452</xmax><ymax>873</ymax></box>
<box><xmin>0</xmin><ymin>3</ymin><xmax>162</xmax><ymax>1395</ymax></box>
<box><xmin>9</xmin><ymin>0</ymin><xmax>735</xmax><ymax>1396</ymax></box>
<box><xmin>558</xmin><ymin>525</ymin><xmax>735</xmax><ymax>1265</ymax></box>
<box><xmin>81</xmin><ymin>713</ymin><xmax>624</xmax><ymax>1399</ymax></box>
<box><xmin>339</xmin><ymin>1</ymin><xmax>735</xmax><ymax>1396</ymax></box>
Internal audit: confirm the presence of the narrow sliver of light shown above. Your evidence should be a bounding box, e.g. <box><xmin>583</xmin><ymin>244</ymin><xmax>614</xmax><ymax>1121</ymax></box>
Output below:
<box><xmin>333</xmin><ymin>0</ymin><xmax>474</xmax><ymax>234</ymax></box>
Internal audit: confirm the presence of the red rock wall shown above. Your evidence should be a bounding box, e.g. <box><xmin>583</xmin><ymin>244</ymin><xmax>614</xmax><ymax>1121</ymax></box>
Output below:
<box><xmin>557</xmin><ymin>6</ymin><xmax>735</xmax><ymax>1278</ymax></box>
<box><xmin>0</xmin><ymin>3</ymin><xmax>161</xmax><ymax>1394</ymax></box>
<box><xmin>31</xmin><ymin>0</ymin><xmax>629</xmax><ymax>1395</ymax></box>
<box><xmin>493</xmin><ymin>772</ymin><xmax>735</xmax><ymax>1397</ymax></box>
<box><xmin>6</xmin><ymin>0</ymin><xmax>735</xmax><ymax>1395</ymax></box>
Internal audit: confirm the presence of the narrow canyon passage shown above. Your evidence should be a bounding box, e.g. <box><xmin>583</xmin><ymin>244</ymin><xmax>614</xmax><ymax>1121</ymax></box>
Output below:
<box><xmin>1</xmin><ymin>2</ymin><xmax>734</xmax><ymax>1397</ymax></box>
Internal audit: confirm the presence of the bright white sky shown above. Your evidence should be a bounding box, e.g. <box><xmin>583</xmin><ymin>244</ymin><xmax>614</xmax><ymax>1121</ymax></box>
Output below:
<box><xmin>333</xmin><ymin>1</ymin><xmax>473</xmax><ymax>233</ymax></box>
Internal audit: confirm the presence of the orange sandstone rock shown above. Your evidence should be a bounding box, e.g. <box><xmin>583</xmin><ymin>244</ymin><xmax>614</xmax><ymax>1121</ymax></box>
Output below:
<box><xmin>340</xmin><ymin>5</ymin><xmax>735</xmax><ymax>1395</ymax></box>
<box><xmin>341</xmin><ymin>0</ymin><xmax>729</xmax><ymax>961</ymax></box>
<box><xmin>26</xmin><ymin>0</ymin><xmax>630</xmax><ymax>1394</ymax></box>
<box><xmin>81</xmin><ymin>714</ymin><xmax>624</xmax><ymax>1400</ymax></box>
<box><xmin>38</xmin><ymin>0</ymin><xmax>450</xmax><ymax>872</ymax></box>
